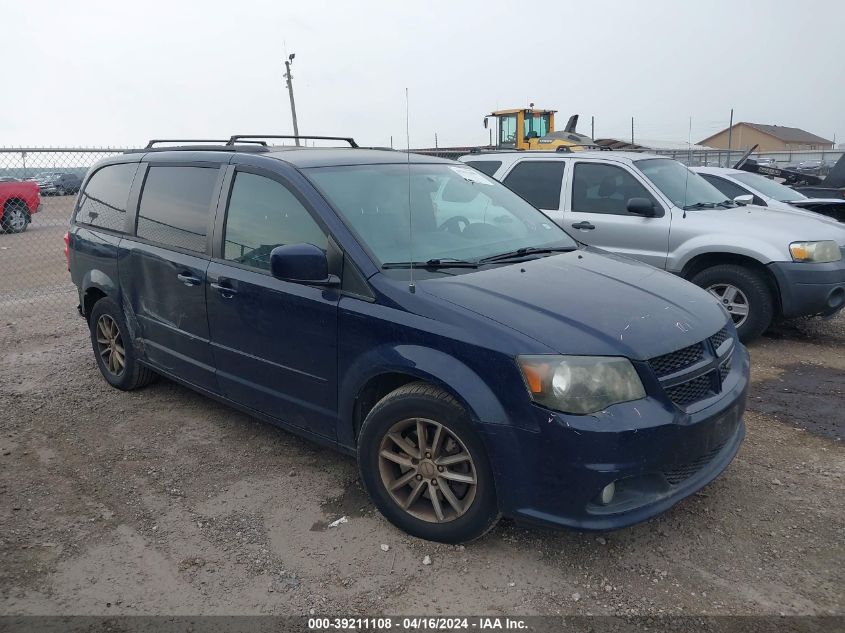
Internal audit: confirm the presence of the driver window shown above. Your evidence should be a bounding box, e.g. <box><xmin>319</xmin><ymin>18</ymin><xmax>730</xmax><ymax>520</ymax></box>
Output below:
<box><xmin>223</xmin><ymin>172</ymin><xmax>327</xmax><ymax>271</ymax></box>
<box><xmin>572</xmin><ymin>163</ymin><xmax>655</xmax><ymax>215</ymax></box>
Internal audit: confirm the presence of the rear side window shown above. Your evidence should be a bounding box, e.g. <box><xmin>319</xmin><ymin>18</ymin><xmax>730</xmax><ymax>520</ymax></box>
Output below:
<box><xmin>502</xmin><ymin>161</ymin><xmax>565</xmax><ymax>209</ymax></box>
<box><xmin>572</xmin><ymin>163</ymin><xmax>654</xmax><ymax>215</ymax></box>
<box><xmin>223</xmin><ymin>172</ymin><xmax>326</xmax><ymax>271</ymax></box>
<box><xmin>136</xmin><ymin>166</ymin><xmax>219</xmax><ymax>253</ymax></box>
<box><xmin>464</xmin><ymin>160</ymin><xmax>502</xmax><ymax>177</ymax></box>
<box><xmin>76</xmin><ymin>163</ymin><xmax>138</xmax><ymax>232</ymax></box>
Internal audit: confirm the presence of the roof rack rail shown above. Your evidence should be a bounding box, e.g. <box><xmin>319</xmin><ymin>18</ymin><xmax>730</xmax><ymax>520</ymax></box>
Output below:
<box><xmin>227</xmin><ymin>135</ymin><xmax>358</xmax><ymax>148</ymax></box>
<box><xmin>145</xmin><ymin>139</ymin><xmax>269</xmax><ymax>149</ymax></box>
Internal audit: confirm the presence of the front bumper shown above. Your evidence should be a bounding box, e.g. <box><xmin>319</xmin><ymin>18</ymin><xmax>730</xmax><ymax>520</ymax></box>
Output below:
<box><xmin>479</xmin><ymin>344</ymin><xmax>749</xmax><ymax>531</ymax></box>
<box><xmin>768</xmin><ymin>257</ymin><xmax>845</xmax><ymax>318</ymax></box>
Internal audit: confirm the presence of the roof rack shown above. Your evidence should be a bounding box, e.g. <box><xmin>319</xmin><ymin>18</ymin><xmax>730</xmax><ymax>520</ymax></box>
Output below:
<box><xmin>145</xmin><ymin>139</ymin><xmax>269</xmax><ymax>149</ymax></box>
<box><xmin>227</xmin><ymin>135</ymin><xmax>358</xmax><ymax>148</ymax></box>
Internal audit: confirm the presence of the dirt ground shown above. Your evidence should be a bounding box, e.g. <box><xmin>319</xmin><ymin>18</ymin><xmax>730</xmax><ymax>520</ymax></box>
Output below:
<box><xmin>0</xmin><ymin>197</ymin><xmax>843</xmax><ymax>616</ymax></box>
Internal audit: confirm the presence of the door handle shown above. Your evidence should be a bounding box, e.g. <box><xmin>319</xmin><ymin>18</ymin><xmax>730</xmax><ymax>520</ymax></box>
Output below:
<box><xmin>571</xmin><ymin>221</ymin><xmax>596</xmax><ymax>230</ymax></box>
<box><xmin>176</xmin><ymin>272</ymin><xmax>202</xmax><ymax>286</ymax></box>
<box><xmin>210</xmin><ymin>282</ymin><xmax>239</xmax><ymax>298</ymax></box>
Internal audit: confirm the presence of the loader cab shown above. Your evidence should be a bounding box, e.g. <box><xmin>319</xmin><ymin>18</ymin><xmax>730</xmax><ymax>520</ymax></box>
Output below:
<box><xmin>486</xmin><ymin>108</ymin><xmax>556</xmax><ymax>150</ymax></box>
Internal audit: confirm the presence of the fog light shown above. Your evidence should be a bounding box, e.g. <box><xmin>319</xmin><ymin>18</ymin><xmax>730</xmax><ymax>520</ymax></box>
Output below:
<box><xmin>599</xmin><ymin>482</ymin><xmax>616</xmax><ymax>505</ymax></box>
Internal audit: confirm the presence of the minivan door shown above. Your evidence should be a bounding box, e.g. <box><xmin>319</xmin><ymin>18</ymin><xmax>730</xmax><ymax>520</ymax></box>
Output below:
<box><xmin>563</xmin><ymin>161</ymin><xmax>670</xmax><ymax>269</ymax></box>
<box><xmin>206</xmin><ymin>168</ymin><xmax>339</xmax><ymax>439</ymax></box>
<box><xmin>119</xmin><ymin>163</ymin><xmax>223</xmax><ymax>393</ymax></box>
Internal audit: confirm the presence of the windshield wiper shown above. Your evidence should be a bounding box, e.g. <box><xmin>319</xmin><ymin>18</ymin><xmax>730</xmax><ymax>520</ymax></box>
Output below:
<box><xmin>682</xmin><ymin>202</ymin><xmax>718</xmax><ymax>210</ymax></box>
<box><xmin>382</xmin><ymin>258</ymin><xmax>478</xmax><ymax>270</ymax></box>
<box><xmin>478</xmin><ymin>246</ymin><xmax>577</xmax><ymax>264</ymax></box>
<box><xmin>716</xmin><ymin>199</ymin><xmax>738</xmax><ymax>208</ymax></box>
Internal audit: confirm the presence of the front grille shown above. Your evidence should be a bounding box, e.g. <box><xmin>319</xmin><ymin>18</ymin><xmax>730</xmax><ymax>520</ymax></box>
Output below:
<box><xmin>662</xmin><ymin>442</ymin><xmax>726</xmax><ymax>485</ymax></box>
<box><xmin>710</xmin><ymin>327</ymin><xmax>731</xmax><ymax>351</ymax></box>
<box><xmin>649</xmin><ymin>343</ymin><xmax>704</xmax><ymax>377</ymax></box>
<box><xmin>719</xmin><ymin>357</ymin><xmax>731</xmax><ymax>382</ymax></box>
<box><xmin>664</xmin><ymin>373</ymin><xmax>713</xmax><ymax>406</ymax></box>
<box><xmin>649</xmin><ymin>324</ymin><xmax>736</xmax><ymax>409</ymax></box>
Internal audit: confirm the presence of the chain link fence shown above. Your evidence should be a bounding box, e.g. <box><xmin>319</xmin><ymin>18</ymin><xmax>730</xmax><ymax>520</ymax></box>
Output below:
<box><xmin>0</xmin><ymin>149</ymin><xmax>130</xmax><ymax>339</ymax></box>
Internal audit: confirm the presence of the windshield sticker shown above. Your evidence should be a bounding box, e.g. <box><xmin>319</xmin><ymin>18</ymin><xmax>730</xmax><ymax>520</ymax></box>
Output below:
<box><xmin>450</xmin><ymin>166</ymin><xmax>495</xmax><ymax>185</ymax></box>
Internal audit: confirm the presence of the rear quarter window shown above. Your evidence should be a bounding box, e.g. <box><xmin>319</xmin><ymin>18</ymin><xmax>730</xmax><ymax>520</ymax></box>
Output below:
<box><xmin>75</xmin><ymin>163</ymin><xmax>139</xmax><ymax>232</ymax></box>
<box><xmin>464</xmin><ymin>160</ymin><xmax>502</xmax><ymax>177</ymax></box>
<box><xmin>136</xmin><ymin>166</ymin><xmax>220</xmax><ymax>253</ymax></box>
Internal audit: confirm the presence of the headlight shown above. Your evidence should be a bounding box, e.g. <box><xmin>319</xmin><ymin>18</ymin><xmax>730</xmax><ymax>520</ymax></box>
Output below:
<box><xmin>517</xmin><ymin>355</ymin><xmax>646</xmax><ymax>415</ymax></box>
<box><xmin>789</xmin><ymin>240</ymin><xmax>841</xmax><ymax>263</ymax></box>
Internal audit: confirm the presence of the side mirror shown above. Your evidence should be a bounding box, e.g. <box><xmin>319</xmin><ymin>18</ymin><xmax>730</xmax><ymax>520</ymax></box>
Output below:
<box><xmin>269</xmin><ymin>243</ymin><xmax>339</xmax><ymax>286</ymax></box>
<box><xmin>483</xmin><ymin>117</ymin><xmax>489</xmax><ymax>129</ymax></box>
<box><xmin>626</xmin><ymin>197</ymin><xmax>657</xmax><ymax>217</ymax></box>
<box><xmin>733</xmin><ymin>194</ymin><xmax>753</xmax><ymax>205</ymax></box>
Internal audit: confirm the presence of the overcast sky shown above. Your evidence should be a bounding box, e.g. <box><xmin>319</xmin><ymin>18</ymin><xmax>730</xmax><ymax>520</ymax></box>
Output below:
<box><xmin>2</xmin><ymin>0</ymin><xmax>842</xmax><ymax>149</ymax></box>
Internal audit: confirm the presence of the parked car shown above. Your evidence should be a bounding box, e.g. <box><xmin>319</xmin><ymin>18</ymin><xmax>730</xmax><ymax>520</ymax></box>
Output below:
<box><xmin>67</xmin><ymin>139</ymin><xmax>749</xmax><ymax>543</ymax></box>
<box><xmin>694</xmin><ymin>166</ymin><xmax>845</xmax><ymax>223</ymax></box>
<box><xmin>29</xmin><ymin>171</ymin><xmax>82</xmax><ymax>195</ymax></box>
<box><xmin>0</xmin><ymin>179</ymin><xmax>41</xmax><ymax>233</ymax></box>
<box><xmin>461</xmin><ymin>151</ymin><xmax>845</xmax><ymax>342</ymax></box>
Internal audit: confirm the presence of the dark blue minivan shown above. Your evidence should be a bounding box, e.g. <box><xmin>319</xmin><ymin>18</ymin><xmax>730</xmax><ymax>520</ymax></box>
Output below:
<box><xmin>67</xmin><ymin>137</ymin><xmax>749</xmax><ymax>543</ymax></box>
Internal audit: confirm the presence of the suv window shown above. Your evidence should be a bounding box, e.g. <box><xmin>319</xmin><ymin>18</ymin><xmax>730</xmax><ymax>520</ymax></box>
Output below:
<box><xmin>136</xmin><ymin>166</ymin><xmax>219</xmax><ymax>253</ymax></box>
<box><xmin>464</xmin><ymin>160</ymin><xmax>502</xmax><ymax>177</ymax></box>
<box><xmin>699</xmin><ymin>174</ymin><xmax>752</xmax><ymax>202</ymax></box>
<box><xmin>502</xmin><ymin>161</ymin><xmax>565</xmax><ymax>209</ymax></box>
<box><xmin>572</xmin><ymin>162</ymin><xmax>654</xmax><ymax>215</ymax></box>
<box><xmin>76</xmin><ymin>163</ymin><xmax>139</xmax><ymax>232</ymax></box>
<box><xmin>223</xmin><ymin>172</ymin><xmax>327</xmax><ymax>271</ymax></box>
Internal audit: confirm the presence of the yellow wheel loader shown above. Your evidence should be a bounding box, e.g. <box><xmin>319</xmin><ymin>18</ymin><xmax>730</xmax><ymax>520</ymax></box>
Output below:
<box><xmin>484</xmin><ymin>106</ymin><xmax>598</xmax><ymax>152</ymax></box>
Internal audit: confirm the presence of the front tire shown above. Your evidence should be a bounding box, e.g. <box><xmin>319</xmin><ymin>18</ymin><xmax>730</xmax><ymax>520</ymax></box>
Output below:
<box><xmin>690</xmin><ymin>264</ymin><xmax>774</xmax><ymax>343</ymax></box>
<box><xmin>357</xmin><ymin>382</ymin><xmax>499</xmax><ymax>543</ymax></box>
<box><xmin>88</xmin><ymin>297</ymin><xmax>156</xmax><ymax>390</ymax></box>
<box><xmin>1</xmin><ymin>201</ymin><xmax>30</xmax><ymax>234</ymax></box>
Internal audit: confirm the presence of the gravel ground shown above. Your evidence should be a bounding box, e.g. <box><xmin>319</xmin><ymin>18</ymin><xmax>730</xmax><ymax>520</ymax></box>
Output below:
<box><xmin>0</xmin><ymin>197</ymin><xmax>843</xmax><ymax>616</ymax></box>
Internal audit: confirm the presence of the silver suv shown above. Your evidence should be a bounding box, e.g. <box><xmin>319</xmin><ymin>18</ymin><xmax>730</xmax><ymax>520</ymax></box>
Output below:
<box><xmin>458</xmin><ymin>151</ymin><xmax>845</xmax><ymax>341</ymax></box>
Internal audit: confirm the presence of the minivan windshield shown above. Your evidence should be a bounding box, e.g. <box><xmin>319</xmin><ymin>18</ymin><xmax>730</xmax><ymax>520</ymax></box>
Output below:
<box><xmin>637</xmin><ymin>158</ymin><xmax>731</xmax><ymax>209</ymax></box>
<box><xmin>732</xmin><ymin>172</ymin><xmax>807</xmax><ymax>202</ymax></box>
<box><xmin>305</xmin><ymin>163</ymin><xmax>576</xmax><ymax>267</ymax></box>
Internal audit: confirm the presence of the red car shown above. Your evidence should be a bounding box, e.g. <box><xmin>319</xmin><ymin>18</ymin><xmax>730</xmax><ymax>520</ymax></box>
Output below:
<box><xmin>0</xmin><ymin>179</ymin><xmax>41</xmax><ymax>233</ymax></box>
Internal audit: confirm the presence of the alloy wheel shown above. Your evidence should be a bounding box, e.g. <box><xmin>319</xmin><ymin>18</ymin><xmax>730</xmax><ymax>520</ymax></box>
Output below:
<box><xmin>378</xmin><ymin>417</ymin><xmax>478</xmax><ymax>523</ymax></box>
<box><xmin>7</xmin><ymin>207</ymin><xmax>26</xmax><ymax>232</ymax></box>
<box><xmin>96</xmin><ymin>315</ymin><xmax>126</xmax><ymax>376</ymax></box>
<box><xmin>707</xmin><ymin>283</ymin><xmax>749</xmax><ymax>327</ymax></box>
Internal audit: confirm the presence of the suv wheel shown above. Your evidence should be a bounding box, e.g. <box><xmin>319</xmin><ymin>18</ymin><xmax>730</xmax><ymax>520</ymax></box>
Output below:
<box><xmin>691</xmin><ymin>264</ymin><xmax>774</xmax><ymax>343</ymax></box>
<box><xmin>56</xmin><ymin>185</ymin><xmax>66</xmax><ymax>196</ymax></box>
<box><xmin>357</xmin><ymin>382</ymin><xmax>499</xmax><ymax>543</ymax></box>
<box><xmin>1</xmin><ymin>201</ymin><xmax>30</xmax><ymax>234</ymax></box>
<box><xmin>89</xmin><ymin>297</ymin><xmax>157</xmax><ymax>390</ymax></box>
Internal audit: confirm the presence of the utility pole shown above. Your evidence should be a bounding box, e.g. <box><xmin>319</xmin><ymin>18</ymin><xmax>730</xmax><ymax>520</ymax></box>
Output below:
<box><xmin>631</xmin><ymin>117</ymin><xmax>634</xmax><ymax>145</ymax></box>
<box><xmin>283</xmin><ymin>53</ymin><xmax>300</xmax><ymax>146</ymax></box>
<box><xmin>591</xmin><ymin>115</ymin><xmax>595</xmax><ymax>140</ymax></box>
<box><xmin>727</xmin><ymin>108</ymin><xmax>734</xmax><ymax>157</ymax></box>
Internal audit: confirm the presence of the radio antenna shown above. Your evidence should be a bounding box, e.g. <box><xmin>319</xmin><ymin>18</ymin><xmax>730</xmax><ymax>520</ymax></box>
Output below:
<box><xmin>682</xmin><ymin>115</ymin><xmax>692</xmax><ymax>219</ymax></box>
<box><xmin>406</xmin><ymin>87</ymin><xmax>415</xmax><ymax>294</ymax></box>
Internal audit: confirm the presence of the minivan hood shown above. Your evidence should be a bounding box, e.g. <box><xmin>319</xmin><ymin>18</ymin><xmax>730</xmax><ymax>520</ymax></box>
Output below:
<box><xmin>420</xmin><ymin>248</ymin><xmax>727</xmax><ymax>360</ymax></box>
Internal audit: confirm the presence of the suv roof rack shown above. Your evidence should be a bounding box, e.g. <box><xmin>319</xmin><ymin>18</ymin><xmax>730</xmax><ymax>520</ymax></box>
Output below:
<box><xmin>227</xmin><ymin>135</ymin><xmax>359</xmax><ymax>148</ymax></box>
<box><xmin>144</xmin><ymin>139</ymin><xmax>269</xmax><ymax>149</ymax></box>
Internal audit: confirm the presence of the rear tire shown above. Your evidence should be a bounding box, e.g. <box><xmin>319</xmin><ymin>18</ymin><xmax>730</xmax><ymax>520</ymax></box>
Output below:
<box><xmin>357</xmin><ymin>382</ymin><xmax>499</xmax><ymax>543</ymax></box>
<box><xmin>690</xmin><ymin>264</ymin><xmax>774</xmax><ymax>343</ymax></box>
<box><xmin>1</xmin><ymin>200</ymin><xmax>30</xmax><ymax>233</ymax></box>
<box><xmin>88</xmin><ymin>297</ymin><xmax>157</xmax><ymax>390</ymax></box>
